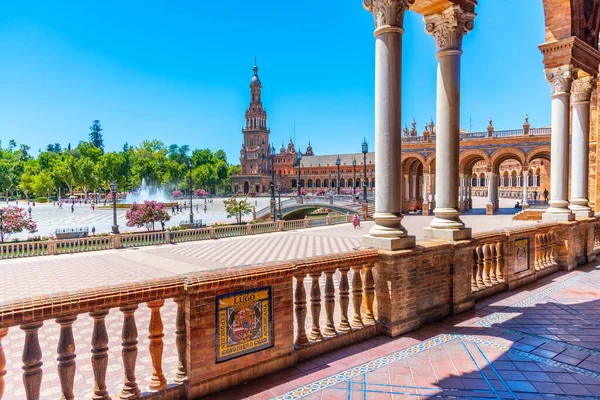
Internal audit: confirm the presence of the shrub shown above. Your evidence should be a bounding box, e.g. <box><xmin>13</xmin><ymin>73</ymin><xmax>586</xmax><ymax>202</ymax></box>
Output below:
<box><xmin>34</xmin><ymin>197</ymin><xmax>48</xmax><ymax>203</ymax></box>
<box><xmin>171</xmin><ymin>190</ymin><xmax>184</xmax><ymax>198</ymax></box>
<box><xmin>125</xmin><ymin>201</ymin><xmax>171</xmax><ymax>231</ymax></box>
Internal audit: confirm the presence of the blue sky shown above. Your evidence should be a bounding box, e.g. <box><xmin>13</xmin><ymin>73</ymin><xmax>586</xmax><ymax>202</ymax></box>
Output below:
<box><xmin>0</xmin><ymin>0</ymin><xmax>547</xmax><ymax>164</ymax></box>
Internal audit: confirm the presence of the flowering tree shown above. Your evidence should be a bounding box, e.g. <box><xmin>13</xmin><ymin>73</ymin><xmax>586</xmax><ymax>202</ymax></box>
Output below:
<box><xmin>171</xmin><ymin>190</ymin><xmax>184</xmax><ymax>198</ymax></box>
<box><xmin>315</xmin><ymin>188</ymin><xmax>326</xmax><ymax>196</ymax></box>
<box><xmin>105</xmin><ymin>192</ymin><xmax>126</xmax><ymax>200</ymax></box>
<box><xmin>125</xmin><ymin>201</ymin><xmax>171</xmax><ymax>231</ymax></box>
<box><xmin>194</xmin><ymin>189</ymin><xmax>208</xmax><ymax>197</ymax></box>
<box><xmin>0</xmin><ymin>206</ymin><xmax>37</xmax><ymax>242</ymax></box>
<box><xmin>223</xmin><ymin>197</ymin><xmax>253</xmax><ymax>224</ymax></box>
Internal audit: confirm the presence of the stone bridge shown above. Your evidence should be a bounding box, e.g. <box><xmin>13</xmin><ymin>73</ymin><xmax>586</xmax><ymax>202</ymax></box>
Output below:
<box><xmin>255</xmin><ymin>195</ymin><xmax>363</xmax><ymax>220</ymax></box>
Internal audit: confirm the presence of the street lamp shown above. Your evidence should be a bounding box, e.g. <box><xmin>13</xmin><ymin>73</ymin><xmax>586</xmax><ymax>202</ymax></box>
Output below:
<box><xmin>277</xmin><ymin>181</ymin><xmax>282</xmax><ymax>220</ymax></box>
<box><xmin>188</xmin><ymin>160</ymin><xmax>194</xmax><ymax>224</ymax></box>
<box><xmin>336</xmin><ymin>156</ymin><xmax>341</xmax><ymax>195</ymax></box>
<box><xmin>270</xmin><ymin>144</ymin><xmax>276</xmax><ymax>202</ymax></box>
<box><xmin>352</xmin><ymin>159</ymin><xmax>357</xmax><ymax>199</ymax></box>
<box><xmin>0</xmin><ymin>208</ymin><xmax>4</xmax><ymax>243</ymax></box>
<box><xmin>110</xmin><ymin>181</ymin><xmax>119</xmax><ymax>234</ymax></box>
<box><xmin>296</xmin><ymin>151</ymin><xmax>302</xmax><ymax>197</ymax></box>
<box><xmin>362</xmin><ymin>138</ymin><xmax>368</xmax><ymax>203</ymax></box>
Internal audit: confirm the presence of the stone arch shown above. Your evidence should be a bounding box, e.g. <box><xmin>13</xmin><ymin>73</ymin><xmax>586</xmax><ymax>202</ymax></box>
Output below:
<box><xmin>526</xmin><ymin>145</ymin><xmax>551</xmax><ymax>165</ymax></box>
<box><xmin>307</xmin><ymin>179</ymin><xmax>313</xmax><ymax>188</ymax></box>
<box><xmin>490</xmin><ymin>148</ymin><xmax>526</xmax><ymax>174</ymax></box>
<box><xmin>424</xmin><ymin>154</ymin><xmax>436</xmax><ymax>171</ymax></box>
<box><xmin>401</xmin><ymin>154</ymin><xmax>426</xmax><ymax>171</ymax></box>
<box><xmin>243</xmin><ymin>181</ymin><xmax>249</xmax><ymax>194</ymax></box>
<box><xmin>459</xmin><ymin>149</ymin><xmax>491</xmax><ymax>173</ymax></box>
<box><xmin>315</xmin><ymin>179</ymin><xmax>321</xmax><ymax>188</ymax></box>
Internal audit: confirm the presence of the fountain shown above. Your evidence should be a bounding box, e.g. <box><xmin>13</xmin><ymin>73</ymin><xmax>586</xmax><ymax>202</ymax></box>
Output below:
<box><xmin>125</xmin><ymin>178</ymin><xmax>169</xmax><ymax>203</ymax></box>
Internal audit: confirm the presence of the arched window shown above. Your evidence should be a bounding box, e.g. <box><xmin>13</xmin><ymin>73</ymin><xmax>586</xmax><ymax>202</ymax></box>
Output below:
<box><xmin>291</xmin><ymin>179</ymin><xmax>297</xmax><ymax>188</ymax></box>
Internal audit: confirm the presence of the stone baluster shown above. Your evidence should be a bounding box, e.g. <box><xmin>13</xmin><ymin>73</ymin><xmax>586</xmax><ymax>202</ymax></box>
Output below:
<box><xmin>21</xmin><ymin>322</ymin><xmax>44</xmax><ymax>400</ymax></box>
<box><xmin>308</xmin><ymin>273</ymin><xmax>323</xmax><ymax>341</ymax></box>
<box><xmin>550</xmin><ymin>232</ymin><xmax>558</xmax><ymax>266</ymax></box>
<box><xmin>0</xmin><ymin>328</ymin><xmax>6</xmax><ymax>398</ymax></box>
<box><xmin>471</xmin><ymin>252</ymin><xmax>478</xmax><ymax>292</ymax></box>
<box><xmin>56</xmin><ymin>316</ymin><xmax>77</xmax><ymax>400</ymax></box>
<box><xmin>173</xmin><ymin>298</ymin><xmax>187</xmax><ymax>384</ymax></box>
<box><xmin>147</xmin><ymin>300</ymin><xmax>167</xmax><ymax>391</ymax></box>
<box><xmin>90</xmin><ymin>311</ymin><xmax>110</xmax><ymax>400</ymax></box>
<box><xmin>543</xmin><ymin>233</ymin><xmax>550</xmax><ymax>268</ymax></box>
<box><xmin>535</xmin><ymin>234</ymin><xmax>542</xmax><ymax>270</ymax></box>
<box><xmin>351</xmin><ymin>265</ymin><xmax>364</xmax><ymax>328</ymax></box>
<box><xmin>337</xmin><ymin>267</ymin><xmax>351</xmax><ymax>332</ymax></box>
<box><xmin>294</xmin><ymin>274</ymin><xmax>310</xmax><ymax>347</ymax></box>
<box><xmin>482</xmin><ymin>243</ymin><xmax>492</xmax><ymax>287</ymax></box>
<box><xmin>323</xmin><ymin>270</ymin><xmax>337</xmax><ymax>337</ymax></box>
<box><xmin>489</xmin><ymin>244</ymin><xmax>498</xmax><ymax>284</ymax></box>
<box><xmin>363</xmin><ymin>264</ymin><xmax>376</xmax><ymax>324</ymax></box>
<box><xmin>495</xmin><ymin>241</ymin><xmax>504</xmax><ymax>281</ymax></box>
<box><xmin>475</xmin><ymin>245</ymin><xmax>485</xmax><ymax>289</ymax></box>
<box><xmin>119</xmin><ymin>305</ymin><xmax>141</xmax><ymax>399</ymax></box>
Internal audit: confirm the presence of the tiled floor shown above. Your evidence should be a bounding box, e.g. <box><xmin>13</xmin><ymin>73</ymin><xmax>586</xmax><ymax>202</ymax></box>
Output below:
<box><xmin>211</xmin><ymin>260</ymin><xmax>600</xmax><ymax>400</ymax></box>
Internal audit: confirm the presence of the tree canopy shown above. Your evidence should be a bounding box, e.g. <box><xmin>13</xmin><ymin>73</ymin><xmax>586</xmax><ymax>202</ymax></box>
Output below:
<box><xmin>0</xmin><ymin>121</ymin><xmax>239</xmax><ymax>200</ymax></box>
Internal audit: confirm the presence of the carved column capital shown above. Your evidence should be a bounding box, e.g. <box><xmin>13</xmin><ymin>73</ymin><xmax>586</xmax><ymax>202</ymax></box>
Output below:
<box><xmin>363</xmin><ymin>0</ymin><xmax>415</xmax><ymax>36</ymax></box>
<box><xmin>544</xmin><ymin>65</ymin><xmax>578</xmax><ymax>96</ymax></box>
<box><xmin>424</xmin><ymin>5</ymin><xmax>476</xmax><ymax>53</ymax></box>
<box><xmin>571</xmin><ymin>75</ymin><xmax>597</xmax><ymax>103</ymax></box>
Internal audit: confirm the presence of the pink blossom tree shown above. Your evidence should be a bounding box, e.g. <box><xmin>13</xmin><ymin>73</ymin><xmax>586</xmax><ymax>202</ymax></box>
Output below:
<box><xmin>0</xmin><ymin>206</ymin><xmax>37</xmax><ymax>242</ymax></box>
<box><xmin>194</xmin><ymin>189</ymin><xmax>208</xmax><ymax>197</ymax></box>
<box><xmin>315</xmin><ymin>188</ymin><xmax>326</xmax><ymax>196</ymax></box>
<box><xmin>171</xmin><ymin>190</ymin><xmax>184</xmax><ymax>198</ymax></box>
<box><xmin>125</xmin><ymin>201</ymin><xmax>171</xmax><ymax>231</ymax></box>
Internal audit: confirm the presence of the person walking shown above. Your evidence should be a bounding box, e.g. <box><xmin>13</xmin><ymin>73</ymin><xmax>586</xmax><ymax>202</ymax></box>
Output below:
<box><xmin>533</xmin><ymin>191</ymin><xmax>538</xmax><ymax>203</ymax></box>
<box><xmin>543</xmin><ymin>188</ymin><xmax>549</xmax><ymax>204</ymax></box>
<box><xmin>91</xmin><ymin>226</ymin><xmax>96</xmax><ymax>236</ymax></box>
<box><xmin>27</xmin><ymin>206</ymin><xmax>32</xmax><ymax>216</ymax></box>
<box><xmin>71</xmin><ymin>204</ymin><xmax>74</xmax><ymax>213</ymax></box>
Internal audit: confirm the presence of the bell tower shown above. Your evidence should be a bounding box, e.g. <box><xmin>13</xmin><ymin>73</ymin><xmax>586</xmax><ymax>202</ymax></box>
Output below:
<box><xmin>240</xmin><ymin>58</ymin><xmax>270</xmax><ymax>175</ymax></box>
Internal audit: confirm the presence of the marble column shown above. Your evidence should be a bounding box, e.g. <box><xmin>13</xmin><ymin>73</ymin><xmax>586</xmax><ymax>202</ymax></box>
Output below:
<box><xmin>424</xmin><ymin>4</ymin><xmax>475</xmax><ymax>240</ymax></box>
<box><xmin>404</xmin><ymin>174</ymin><xmax>410</xmax><ymax>201</ymax></box>
<box><xmin>411</xmin><ymin>173</ymin><xmax>417</xmax><ymax>200</ymax></box>
<box><xmin>458</xmin><ymin>175</ymin><xmax>464</xmax><ymax>204</ymax></box>
<box><xmin>569</xmin><ymin>76</ymin><xmax>596</xmax><ymax>218</ymax></box>
<box><xmin>430</xmin><ymin>174</ymin><xmax>436</xmax><ymax>203</ymax></box>
<box><xmin>423</xmin><ymin>173</ymin><xmax>429</xmax><ymax>200</ymax></box>
<box><xmin>487</xmin><ymin>172</ymin><xmax>496</xmax><ymax>205</ymax></box>
<box><xmin>542</xmin><ymin>65</ymin><xmax>577</xmax><ymax>221</ymax></box>
<box><xmin>521</xmin><ymin>170</ymin><xmax>529</xmax><ymax>207</ymax></box>
<box><xmin>362</xmin><ymin>0</ymin><xmax>415</xmax><ymax>250</ymax></box>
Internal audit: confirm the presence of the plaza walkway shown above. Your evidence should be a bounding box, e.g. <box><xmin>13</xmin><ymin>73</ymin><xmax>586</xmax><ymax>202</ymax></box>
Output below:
<box><xmin>211</xmin><ymin>259</ymin><xmax>600</xmax><ymax>400</ymax></box>
<box><xmin>0</xmin><ymin>204</ymin><xmax>538</xmax><ymax>399</ymax></box>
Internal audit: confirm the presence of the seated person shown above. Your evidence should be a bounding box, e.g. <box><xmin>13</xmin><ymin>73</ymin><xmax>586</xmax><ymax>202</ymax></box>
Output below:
<box><xmin>514</xmin><ymin>201</ymin><xmax>521</xmax><ymax>209</ymax></box>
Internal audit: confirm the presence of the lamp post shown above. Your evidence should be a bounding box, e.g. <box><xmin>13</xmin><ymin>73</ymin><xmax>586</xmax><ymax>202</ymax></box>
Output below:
<box><xmin>296</xmin><ymin>151</ymin><xmax>302</xmax><ymax>197</ymax></box>
<box><xmin>0</xmin><ymin>208</ymin><xmax>4</xmax><ymax>243</ymax></box>
<box><xmin>110</xmin><ymin>181</ymin><xmax>119</xmax><ymax>234</ymax></box>
<box><xmin>270</xmin><ymin>144</ymin><xmax>276</xmax><ymax>201</ymax></box>
<box><xmin>352</xmin><ymin>159</ymin><xmax>357</xmax><ymax>199</ymax></box>
<box><xmin>188</xmin><ymin>160</ymin><xmax>194</xmax><ymax>224</ymax></box>
<box><xmin>362</xmin><ymin>138</ymin><xmax>368</xmax><ymax>203</ymax></box>
<box><xmin>328</xmin><ymin>173</ymin><xmax>332</xmax><ymax>195</ymax></box>
<box><xmin>336</xmin><ymin>156</ymin><xmax>341</xmax><ymax>195</ymax></box>
<box><xmin>277</xmin><ymin>182</ymin><xmax>282</xmax><ymax>220</ymax></box>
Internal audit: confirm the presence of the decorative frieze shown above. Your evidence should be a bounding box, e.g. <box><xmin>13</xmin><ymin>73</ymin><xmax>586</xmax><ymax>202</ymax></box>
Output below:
<box><xmin>363</xmin><ymin>0</ymin><xmax>415</xmax><ymax>34</ymax></box>
<box><xmin>424</xmin><ymin>5</ymin><xmax>476</xmax><ymax>52</ymax></box>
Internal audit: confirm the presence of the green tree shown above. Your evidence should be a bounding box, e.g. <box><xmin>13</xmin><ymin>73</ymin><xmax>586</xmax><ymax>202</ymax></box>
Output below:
<box><xmin>32</xmin><ymin>171</ymin><xmax>55</xmax><ymax>197</ymax></box>
<box><xmin>76</xmin><ymin>141</ymin><xmax>102</xmax><ymax>163</ymax></box>
<box><xmin>97</xmin><ymin>152</ymin><xmax>126</xmax><ymax>190</ymax></box>
<box><xmin>223</xmin><ymin>197</ymin><xmax>252</xmax><ymax>224</ymax></box>
<box><xmin>89</xmin><ymin>120</ymin><xmax>104</xmax><ymax>152</ymax></box>
<box><xmin>53</xmin><ymin>156</ymin><xmax>77</xmax><ymax>195</ymax></box>
<box><xmin>75</xmin><ymin>157</ymin><xmax>97</xmax><ymax>199</ymax></box>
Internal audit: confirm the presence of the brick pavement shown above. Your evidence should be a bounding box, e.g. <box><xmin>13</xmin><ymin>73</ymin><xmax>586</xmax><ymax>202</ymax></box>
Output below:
<box><xmin>0</xmin><ymin>213</ymin><xmax>540</xmax><ymax>399</ymax></box>
<box><xmin>211</xmin><ymin>260</ymin><xmax>600</xmax><ymax>400</ymax></box>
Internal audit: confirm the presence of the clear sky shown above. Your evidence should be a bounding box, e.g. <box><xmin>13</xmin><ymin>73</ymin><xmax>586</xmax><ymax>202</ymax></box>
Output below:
<box><xmin>0</xmin><ymin>0</ymin><xmax>547</xmax><ymax>164</ymax></box>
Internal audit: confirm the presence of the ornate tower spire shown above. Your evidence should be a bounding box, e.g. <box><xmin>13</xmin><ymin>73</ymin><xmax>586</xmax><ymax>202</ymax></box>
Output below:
<box><xmin>244</xmin><ymin>58</ymin><xmax>267</xmax><ymax>130</ymax></box>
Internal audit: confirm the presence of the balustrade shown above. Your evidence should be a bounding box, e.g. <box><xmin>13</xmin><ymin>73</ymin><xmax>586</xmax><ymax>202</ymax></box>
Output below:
<box><xmin>0</xmin><ymin>241</ymin><xmax>48</xmax><ymax>259</ymax></box>
<box><xmin>171</xmin><ymin>228</ymin><xmax>211</xmax><ymax>243</ymax></box>
<box><xmin>472</xmin><ymin>240</ymin><xmax>504</xmax><ymax>293</ymax></box>
<box><xmin>535</xmin><ymin>231</ymin><xmax>557</xmax><ymax>270</ymax></box>
<box><xmin>121</xmin><ymin>232</ymin><xmax>167</xmax><ymax>248</ymax></box>
<box><xmin>56</xmin><ymin>236</ymin><xmax>113</xmax><ymax>254</ymax></box>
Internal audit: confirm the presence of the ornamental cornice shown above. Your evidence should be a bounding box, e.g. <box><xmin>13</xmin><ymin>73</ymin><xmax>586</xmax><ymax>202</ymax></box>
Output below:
<box><xmin>544</xmin><ymin>65</ymin><xmax>578</xmax><ymax>96</ymax></box>
<box><xmin>423</xmin><ymin>5</ymin><xmax>476</xmax><ymax>52</ymax></box>
<box><xmin>363</xmin><ymin>0</ymin><xmax>415</xmax><ymax>35</ymax></box>
<box><xmin>571</xmin><ymin>76</ymin><xmax>597</xmax><ymax>103</ymax></box>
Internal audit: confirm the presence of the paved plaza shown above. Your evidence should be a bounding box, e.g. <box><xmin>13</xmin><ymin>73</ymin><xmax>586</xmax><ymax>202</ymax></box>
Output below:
<box><xmin>0</xmin><ymin>200</ymin><xmax>544</xmax><ymax>400</ymax></box>
<box><xmin>213</xmin><ymin>260</ymin><xmax>600</xmax><ymax>400</ymax></box>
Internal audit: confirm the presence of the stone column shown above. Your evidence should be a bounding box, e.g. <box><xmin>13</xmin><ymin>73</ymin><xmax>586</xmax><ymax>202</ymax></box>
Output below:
<box><xmin>467</xmin><ymin>174</ymin><xmax>472</xmax><ymax>209</ymax></box>
<box><xmin>424</xmin><ymin>4</ymin><xmax>475</xmax><ymax>240</ymax></box>
<box><xmin>411</xmin><ymin>173</ymin><xmax>417</xmax><ymax>200</ymax></box>
<box><xmin>404</xmin><ymin>174</ymin><xmax>410</xmax><ymax>201</ymax></box>
<box><xmin>422</xmin><ymin>172</ymin><xmax>430</xmax><ymax>215</ymax></box>
<box><xmin>570</xmin><ymin>76</ymin><xmax>596</xmax><ymax>218</ymax></box>
<box><xmin>521</xmin><ymin>169</ymin><xmax>529</xmax><ymax>208</ymax></box>
<box><xmin>542</xmin><ymin>65</ymin><xmax>577</xmax><ymax>221</ymax></box>
<box><xmin>362</xmin><ymin>0</ymin><xmax>415</xmax><ymax>250</ymax></box>
<box><xmin>486</xmin><ymin>171</ymin><xmax>495</xmax><ymax>215</ymax></box>
<box><xmin>458</xmin><ymin>175</ymin><xmax>464</xmax><ymax>204</ymax></box>
<box><xmin>431</xmin><ymin>174</ymin><xmax>436</xmax><ymax>204</ymax></box>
